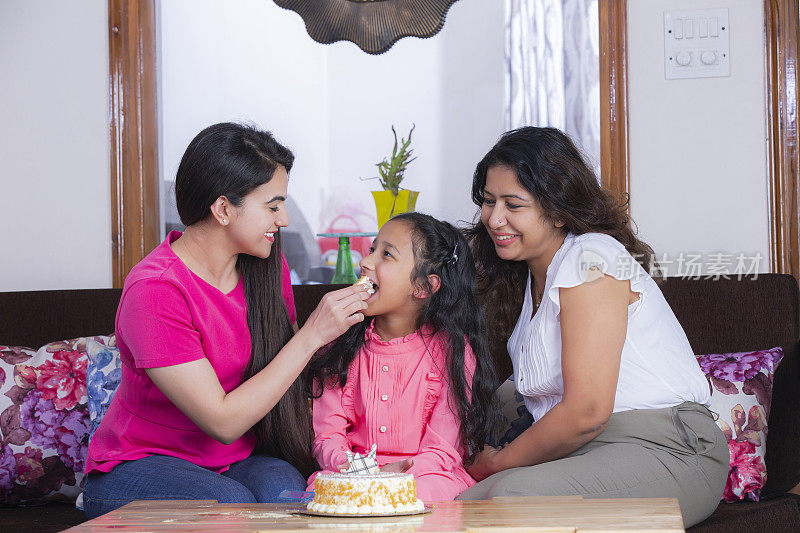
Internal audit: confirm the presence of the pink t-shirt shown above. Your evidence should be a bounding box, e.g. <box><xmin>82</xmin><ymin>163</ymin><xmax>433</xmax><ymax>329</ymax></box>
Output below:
<box><xmin>85</xmin><ymin>231</ymin><xmax>297</xmax><ymax>475</ymax></box>
<box><xmin>309</xmin><ymin>323</ymin><xmax>477</xmax><ymax>501</ymax></box>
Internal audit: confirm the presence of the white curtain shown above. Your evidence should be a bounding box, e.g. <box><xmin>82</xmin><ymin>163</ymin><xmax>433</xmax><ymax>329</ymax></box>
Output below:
<box><xmin>504</xmin><ymin>0</ymin><xmax>600</xmax><ymax>172</ymax></box>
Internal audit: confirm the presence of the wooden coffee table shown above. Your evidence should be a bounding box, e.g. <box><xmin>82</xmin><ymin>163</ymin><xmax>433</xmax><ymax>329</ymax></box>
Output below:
<box><xmin>65</xmin><ymin>496</ymin><xmax>684</xmax><ymax>532</ymax></box>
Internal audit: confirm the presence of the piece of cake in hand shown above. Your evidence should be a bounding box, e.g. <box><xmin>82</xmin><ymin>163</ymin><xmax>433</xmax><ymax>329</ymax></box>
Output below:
<box><xmin>355</xmin><ymin>275</ymin><xmax>376</xmax><ymax>295</ymax></box>
<box><xmin>308</xmin><ymin>472</ymin><xmax>425</xmax><ymax>515</ymax></box>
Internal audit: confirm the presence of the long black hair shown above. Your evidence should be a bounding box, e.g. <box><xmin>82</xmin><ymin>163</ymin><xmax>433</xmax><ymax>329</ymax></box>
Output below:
<box><xmin>175</xmin><ymin>122</ymin><xmax>316</xmax><ymax>477</ymax></box>
<box><xmin>308</xmin><ymin>212</ymin><xmax>499</xmax><ymax>458</ymax></box>
<box><xmin>467</xmin><ymin>127</ymin><xmax>656</xmax><ymax>376</ymax></box>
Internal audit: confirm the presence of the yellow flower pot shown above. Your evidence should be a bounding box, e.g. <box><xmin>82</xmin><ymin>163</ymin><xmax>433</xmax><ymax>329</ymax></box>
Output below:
<box><xmin>372</xmin><ymin>190</ymin><xmax>419</xmax><ymax>229</ymax></box>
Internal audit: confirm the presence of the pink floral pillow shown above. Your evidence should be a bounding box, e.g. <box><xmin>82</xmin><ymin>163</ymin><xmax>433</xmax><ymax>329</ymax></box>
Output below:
<box><xmin>0</xmin><ymin>337</ymin><xmax>111</xmax><ymax>505</ymax></box>
<box><xmin>696</xmin><ymin>347</ymin><xmax>784</xmax><ymax>503</ymax></box>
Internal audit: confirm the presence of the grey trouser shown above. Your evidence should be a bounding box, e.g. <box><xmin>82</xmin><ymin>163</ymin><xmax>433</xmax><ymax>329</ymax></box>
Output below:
<box><xmin>458</xmin><ymin>402</ymin><xmax>729</xmax><ymax>528</ymax></box>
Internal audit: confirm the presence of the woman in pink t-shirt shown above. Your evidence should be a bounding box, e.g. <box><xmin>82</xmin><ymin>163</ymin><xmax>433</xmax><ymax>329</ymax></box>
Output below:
<box><xmin>83</xmin><ymin>123</ymin><xmax>370</xmax><ymax>518</ymax></box>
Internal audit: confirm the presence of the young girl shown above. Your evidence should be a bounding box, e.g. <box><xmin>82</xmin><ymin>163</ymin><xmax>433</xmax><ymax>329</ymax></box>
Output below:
<box><xmin>307</xmin><ymin>213</ymin><xmax>499</xmax><ymax>501</ymax></box>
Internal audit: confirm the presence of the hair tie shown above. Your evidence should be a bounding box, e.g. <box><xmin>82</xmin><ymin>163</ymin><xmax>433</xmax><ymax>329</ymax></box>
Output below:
<box><xmin>448</xmin><ymin>244</ymin><xmax>459</xmax><ymax>266</ymax></box>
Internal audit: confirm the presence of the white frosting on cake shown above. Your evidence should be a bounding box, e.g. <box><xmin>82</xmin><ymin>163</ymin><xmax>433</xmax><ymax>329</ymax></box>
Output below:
<box><xmin>308</xmin><ymin>472</ymin><xmax>424</xmax><ymax>515</ymax></box>
<box><xmin>355</xmin><ymin>276</ymin><xmax>376</xmax><ymax>295</ymax></box>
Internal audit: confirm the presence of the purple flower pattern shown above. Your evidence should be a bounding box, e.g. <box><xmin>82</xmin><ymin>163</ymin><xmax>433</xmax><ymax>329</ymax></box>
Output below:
<box><xmin>56</xmin><ymin>410</ymin><xmax>90</xmax><ymax>471</ymax></box>
<box><xmin>0</xmin><ymin>444</ymin><xmax>17</xmax><ymax>496</ymax></box>
<box><xmin>698</xmin><ymin>349</ymin><xmax>779</xmax><ymax>382</ymax></box>
<box><xmin>20</xmin><ymin>389</ymin><xmax>62</xmax><ymax>450</ymax></box>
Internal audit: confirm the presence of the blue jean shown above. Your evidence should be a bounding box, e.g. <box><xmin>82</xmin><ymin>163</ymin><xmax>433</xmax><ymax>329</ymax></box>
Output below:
<box><xmin>83</xmin><ymin>454</ymin><xmax>306</xmax><ymax>519</ymax></box>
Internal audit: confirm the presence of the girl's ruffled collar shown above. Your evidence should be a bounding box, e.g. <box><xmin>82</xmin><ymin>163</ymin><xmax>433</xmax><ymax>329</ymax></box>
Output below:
<box><xmin>364</xmin><ymin>321</ymin><xmax>434</xmax><ymax>349</ymax></box>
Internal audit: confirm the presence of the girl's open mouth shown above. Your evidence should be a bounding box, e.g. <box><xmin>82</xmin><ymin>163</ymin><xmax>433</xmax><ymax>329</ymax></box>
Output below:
<box><xmin>367</xmin><ymin>282</ymin><xmax>379</xmax><ymax>300</ymax></box>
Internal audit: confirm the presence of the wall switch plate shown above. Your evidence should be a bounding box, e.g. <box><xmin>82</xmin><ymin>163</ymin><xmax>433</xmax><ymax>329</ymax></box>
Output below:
<box><xmin>665</xmin><ymin>8</ymin><xmax>730</xmax><ymax>79</ymax></box>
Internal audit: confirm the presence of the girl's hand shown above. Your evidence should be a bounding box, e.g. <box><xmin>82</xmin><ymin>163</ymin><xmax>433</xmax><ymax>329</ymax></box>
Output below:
<box><xmin>381</xmin><ymin>459</ymin><xmax>414</xmax><ymax>473</ymax></box>
<box><xmin>336</xmin><ymin>460</ymin><xmax>350</xmax><ymax>473</ymax></box>
<box><xmin>300</xmin><ymin>285</ymin><xmax>369</xmax><ymax>350</ymax></box>
<box><xmin>466</xmin><ymin>446</ymin><xmax>503</xmax><ymax>482</ymax></box>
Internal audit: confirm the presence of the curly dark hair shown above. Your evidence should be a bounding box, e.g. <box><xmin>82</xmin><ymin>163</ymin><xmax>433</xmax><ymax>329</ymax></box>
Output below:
<box><xmin>466</xmin><ymin>127</ymin><xmax>656</xmax><ymax>377</ymax></box>
<box><xmin>307</xmin><ymin>212</ymin><xmax>500</xmax><ymax>458</ymax></box>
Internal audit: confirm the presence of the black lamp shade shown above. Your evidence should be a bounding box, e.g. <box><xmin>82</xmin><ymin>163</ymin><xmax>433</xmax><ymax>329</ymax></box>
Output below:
<box><xmin>273</xmin><ymin>0</ymin><xmax>461</xmax><ymax>55</ymax></box>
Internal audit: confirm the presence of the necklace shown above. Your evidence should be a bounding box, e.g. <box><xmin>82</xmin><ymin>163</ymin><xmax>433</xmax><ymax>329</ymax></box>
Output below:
<box><xmin>529</xmin><ymin>276</ymin><xmax>545</xmax><ymax>320</ymax></box>
<box><xmin>534</xmin><ymin>286</ymin><xmax>544</xmax><ymax>306</ymax></box>
<box><xmin>529</xmin><ymin>273</ymin><xmax>545</xmax><ymax>305</ymax></box>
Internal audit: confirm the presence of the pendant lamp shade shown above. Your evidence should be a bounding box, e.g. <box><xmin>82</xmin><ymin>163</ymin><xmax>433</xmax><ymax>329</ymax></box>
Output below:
<box><xmin>273</xmin><ymin>0</ymin><xmax>461</xmax><ymax>55</ymax></box>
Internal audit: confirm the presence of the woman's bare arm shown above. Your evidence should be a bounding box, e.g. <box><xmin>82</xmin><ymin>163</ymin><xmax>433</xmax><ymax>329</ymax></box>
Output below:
<box><xmin>467</xmin><ymin>273</ymin><xmax>630</xmax><ymax>480</ymax></box>
<box><xmin>146</xmin><ymin>284</ymin><xmax>368</xmax><ymax>444</ymax></box>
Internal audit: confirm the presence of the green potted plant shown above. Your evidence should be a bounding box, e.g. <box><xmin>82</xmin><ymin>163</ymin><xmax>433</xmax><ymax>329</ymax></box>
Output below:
<box><xmin>370</xmin><ymin>125</ymin><xmax>418</xmax><ymax>228</ymax></box>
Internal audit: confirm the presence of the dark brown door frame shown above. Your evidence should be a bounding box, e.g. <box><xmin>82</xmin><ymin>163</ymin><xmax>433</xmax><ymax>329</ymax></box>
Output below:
<box><xmin>109</xmin><ymin>1</ymin><xmax>799</xmax><ymax>284</ymax></box>
<box><xmin>108</xmin><ymin>0</ymin><xmax>160</xmax><ymax>287</ymax></box>
<box><xmin>599</xmin><ymin>0</ymin><xmax>630</xmax><ymax>209</ymax></box>
<box><xmin>765</xmin><ymin>0</ymin><xmax>800</xmax><ymax>279</ymax></box>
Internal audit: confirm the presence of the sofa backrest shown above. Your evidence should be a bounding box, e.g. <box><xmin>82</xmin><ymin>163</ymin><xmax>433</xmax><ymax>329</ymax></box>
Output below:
<box><xmin>661</xmin><ymin>274</ymin><xmax>800</xmax><ymax>494</ymax></box>
<box><xmin>5</xmin><ymin>277</ymin><xmax>794</xmax><ymax>355</ymax></box>
<box><xmin>0</xmin><ymin>288</ymin><xmax>122</xmax><ymax>348</ymax></box>
<box><xmin>659</xmin><ymin>275</ymin><xmax>799</xmax><ymax>355</ymax></box>
<box><xmin>0</xmin><ymin>285</ymin><xmax>339</xmax><ymax>348</ymax></box>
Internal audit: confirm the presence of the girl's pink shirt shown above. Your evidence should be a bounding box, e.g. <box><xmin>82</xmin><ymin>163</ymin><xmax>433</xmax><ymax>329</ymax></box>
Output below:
<box><xmin>85</xmin><ymin>231</ymin><xmax>296</xmax><ymax>475</ymax></box>
<box><xmin>309</xmin><ymin>323</ymin><xmax>476</xmax><ymax>501</ymax></box>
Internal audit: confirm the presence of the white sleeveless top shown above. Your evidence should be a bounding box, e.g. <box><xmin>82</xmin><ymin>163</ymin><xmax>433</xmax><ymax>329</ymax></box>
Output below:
<box><xmin>507</xmin><ymin>232</ymin><xmax>711</xmax><ymax>421</ymax></box>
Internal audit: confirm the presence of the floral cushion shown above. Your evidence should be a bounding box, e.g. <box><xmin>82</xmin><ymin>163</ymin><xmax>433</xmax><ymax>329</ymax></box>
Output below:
<box><xmin>697</xmin><ymin>347</ymin><xmax>784</xmax><ymax>503</ymax></box>
<box><xmin>0</xmin><ymin>336</ymin><xmax>114</xmax><ymax>505</ymax></box>
<box><xmin>86</xmin><ymin>336</ymin><xmax>120</xmax><ymax>439</ymax></box>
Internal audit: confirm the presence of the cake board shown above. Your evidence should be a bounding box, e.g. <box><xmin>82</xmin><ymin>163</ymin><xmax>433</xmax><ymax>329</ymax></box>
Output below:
<box><xmin>293</xmin><ymin>505</ymin><xmax>434</xmax><ymax>518</ymax></box>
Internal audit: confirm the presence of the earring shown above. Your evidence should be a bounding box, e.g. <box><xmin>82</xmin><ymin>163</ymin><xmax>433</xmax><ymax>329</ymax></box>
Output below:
<box><xmin>222</xmin><ymin>219</ymin><xmax>228</xmax><ymax>224</ymax></box>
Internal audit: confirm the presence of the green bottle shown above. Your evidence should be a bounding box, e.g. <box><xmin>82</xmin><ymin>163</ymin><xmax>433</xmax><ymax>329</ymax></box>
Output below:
<box><xmin>331</xmin><ymin>236</ymin><xmax>357</xmax><ymax>284</ymax></box>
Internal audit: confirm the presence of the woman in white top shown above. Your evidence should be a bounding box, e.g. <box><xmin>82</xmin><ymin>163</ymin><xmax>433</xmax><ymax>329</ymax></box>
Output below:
<box><xmin>457</xmin><ymin>127</ymin><xmax>728</xmax><ymax>527</ymax></box>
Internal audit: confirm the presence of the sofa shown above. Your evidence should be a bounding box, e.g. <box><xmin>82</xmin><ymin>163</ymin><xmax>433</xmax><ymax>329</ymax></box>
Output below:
<box><xmin>1</xmin><ymin>275</ymin><xmax>799</xmax><ymax>532</ymax></box>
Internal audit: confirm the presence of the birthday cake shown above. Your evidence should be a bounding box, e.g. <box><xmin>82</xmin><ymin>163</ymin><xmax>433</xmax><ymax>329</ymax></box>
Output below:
<box><xmin>307</xmin><ymin>472</ymin><xmax>424</xmax><ymax>515</ymax></box>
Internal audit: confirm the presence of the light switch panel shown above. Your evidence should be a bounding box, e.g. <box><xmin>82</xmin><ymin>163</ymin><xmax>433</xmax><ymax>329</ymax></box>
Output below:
<box><xmin>664</xmin><ymin>8</ymin><xmax>730</xmax><ymax>80</ymax></box>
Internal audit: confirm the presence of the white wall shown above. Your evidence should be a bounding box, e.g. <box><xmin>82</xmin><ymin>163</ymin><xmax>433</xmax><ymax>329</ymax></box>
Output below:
<box><xmin>159</xmin><ymin>0</ymin><xmax>330</xmax><ymax>231</ymax></box>
<box><xmin>439</xmin><ymin>4</ymin><xmax>507</xmax><ymax>226</ymax></box>
<box><xmin>160</xmin><ymin>0</ymin><xmax>505</xmax><ymax>238</ymax></box>
<box><xmin>627</xmin><ymin>0</ymin><xmax>770</xmax><ymax>275</ymax></box>
<box><xmin>0</xmin><ymin>0</ymin><xmax>111</xmax><ymax>291</ymax></box>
